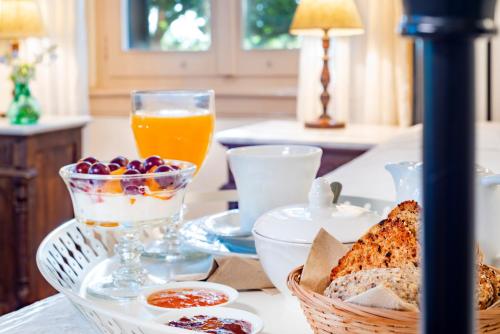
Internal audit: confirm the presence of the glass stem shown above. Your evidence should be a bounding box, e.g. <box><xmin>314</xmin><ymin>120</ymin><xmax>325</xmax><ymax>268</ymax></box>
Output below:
<box><xmin>113</xmin><ymin>228</ymin><xmax>147</xmax><ymax>288</ymax></box>
<box><xmin>162</xmin><ymin>214</ymin><xmax>182</xmax><ymax>254</ymax></box>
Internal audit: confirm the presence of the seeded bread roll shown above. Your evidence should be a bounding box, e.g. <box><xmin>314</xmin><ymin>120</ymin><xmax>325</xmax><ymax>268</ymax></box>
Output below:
<box><xmin>324</xmin><ymin>267</ymin><xmax>420</xmax><ymax>308</ymax></box>
<box><xmin>325</xmin><ymin>265</ymin><xmax>499</xmax><ymax>310</ymax></box>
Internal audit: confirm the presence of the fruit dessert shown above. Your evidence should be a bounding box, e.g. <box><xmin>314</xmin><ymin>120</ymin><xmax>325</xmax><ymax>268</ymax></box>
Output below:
<box><xmin>59</xmin><ymin>155</ymin><xmax>196</xmax><ymax>228</ymax></box>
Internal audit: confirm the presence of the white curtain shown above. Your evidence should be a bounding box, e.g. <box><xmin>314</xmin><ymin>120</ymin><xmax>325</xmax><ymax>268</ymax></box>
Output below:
<box><xmin>0</xmin><ymin>0</ymin><xmax>88</xmax><ymax>116</ymax></box>
<box><xmin>296</xmin><ymin>0</ymin><xmax>413</xmax><ymax>126</ymax></box>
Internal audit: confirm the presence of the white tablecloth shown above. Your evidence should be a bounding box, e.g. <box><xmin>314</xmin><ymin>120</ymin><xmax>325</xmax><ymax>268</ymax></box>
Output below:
<box><xmin>2</xmin><ymin>122</ymin><xmax>499</xmax><ymax>333</ymax></box>
<box><xmin>0</xmin><ymin>292</ymin><xmax>310</xmax><ymax>334</ymax></box>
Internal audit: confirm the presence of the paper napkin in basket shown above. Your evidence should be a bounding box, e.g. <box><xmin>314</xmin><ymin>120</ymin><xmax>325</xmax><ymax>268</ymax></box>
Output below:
<box><xmin>346</xmin><ymin>285</ymin><xmax>419</xmax><ymax>311</ymax></box>
<box><xmin>301</xmin><ymin>228</ymin><xmax>420</xmax><ymax>311</ymax></box>
<box><xmin>207</xmin><ymin>257</ymin><xmax>274</xmax><ymax>291</ymax></box>
<box><xmin>300</xmin><ymin>228</ymin><xmax>348</xmax><ymax>293</ymax></box>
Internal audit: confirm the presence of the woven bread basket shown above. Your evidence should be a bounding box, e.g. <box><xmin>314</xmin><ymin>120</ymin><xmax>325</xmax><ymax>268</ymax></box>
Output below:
<box><xmin>288</xmin><ymin>266</ymin><xmax>500</xmax><ymax>333</ymax></box>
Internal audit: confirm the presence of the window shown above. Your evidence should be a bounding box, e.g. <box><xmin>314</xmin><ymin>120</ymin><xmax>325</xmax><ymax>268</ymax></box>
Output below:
<box><xmin>92</xmin><ymin>0</ymin><xmax>299</xmax><ymax>99</ymax></box>
<box><xmin>91</xmin><ymin>0</ymin><xmax>299</xmax><ymax>117</ymax></box>
<box><xmin>242</xmin><ymin>0</ymin><xmax>299</xmax><ymax>50</ymax></box>
<box><xmin>125</xmin><ymin>0</ymin><xmax>211</xmax><ymax>51</ymax></box>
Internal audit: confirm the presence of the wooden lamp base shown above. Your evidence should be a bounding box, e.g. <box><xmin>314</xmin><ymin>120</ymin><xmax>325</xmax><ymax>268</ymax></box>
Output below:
<box><xmin>304</xmin><ymin>29</ymin><xmax>346</xmax><ymax>130</ymax></box>
<box><xmin>305</xmin><ymin>114</ymin><xmax>345</xmax><ymax>129</ymax></box>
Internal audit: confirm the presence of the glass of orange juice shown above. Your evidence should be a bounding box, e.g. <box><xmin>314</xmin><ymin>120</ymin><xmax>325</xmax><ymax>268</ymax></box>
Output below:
<box><xmin>131</xmin><ymin>90</ymin><xmax>215</xmax><ymax>261</ymax></box>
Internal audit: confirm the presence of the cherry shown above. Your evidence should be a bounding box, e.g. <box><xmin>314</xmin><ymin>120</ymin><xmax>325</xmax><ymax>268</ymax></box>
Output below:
<box><xmin>110</xmin><ymin>156</ymin><xmax>129</xmax><ymax>167</ymax></box>
<box><xmin>75</xmin><ymin>161</ymin><xmax>91</xmax><ymax>174</ymax></box>
<box><xmin>82</xmin><ymin>156</ymin><xmax>98</xmax><ymax>164</ymax></box>
<box><xmin>155</xmin><ymin>165</ymin><xmax>173</xmax><ymax>173</ymax></box>
<box><xmin>144</xmin><ymin>155</ymin><xmax>164</xmax><ymax>171</ymax></box>
<box><xmin>108</xmin><ymin>163</ymin><xmax>121</xmax><ymax>172</ymax></box>
<box><xmin>121</xmin><ymin>168</ymin><xmax>143</xmax><ymax>190</ymax></box>
<box><xmin>127</xmin><ymin>160</ymin><xmax>146</xmax><ymax>173</ymax></box>
<box><xmin>168</xmin><ymin>164</ymin><xmax>180</xmax><ymax>170</ymax></box>
<box><xmin>154</xmin><ymin>165</ymin><xmax>176</xmax><ymax>188</ymax></box>
<box><xmin>88</xmin><ymin>162</ymin><xmax>110</xmax><ymax>175</ymax></box>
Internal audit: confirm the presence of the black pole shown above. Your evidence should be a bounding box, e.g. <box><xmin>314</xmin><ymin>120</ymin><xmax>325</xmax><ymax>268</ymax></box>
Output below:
<box><xmin>400</xmin><ymin>1</ymin><xmax>497</xmax><ymax>333</ymax></box>
<box><xmin>487</xmin><ymin>40</ymin><xmax>493</xmax><ymax>121</ymax></box>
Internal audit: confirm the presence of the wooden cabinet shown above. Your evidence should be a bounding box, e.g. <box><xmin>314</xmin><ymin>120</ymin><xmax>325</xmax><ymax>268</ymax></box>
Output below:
<box><xmin>0</xmin><ymin>117</ymin><xmax>87</xmax><ymax>314</ymax></box>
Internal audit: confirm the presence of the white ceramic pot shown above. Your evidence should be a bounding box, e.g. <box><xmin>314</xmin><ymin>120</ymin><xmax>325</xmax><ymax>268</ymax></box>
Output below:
<box><xmin>252</xmin><ymin>178</ymin><xmax>382</xmax><ymax>295</ymax></box>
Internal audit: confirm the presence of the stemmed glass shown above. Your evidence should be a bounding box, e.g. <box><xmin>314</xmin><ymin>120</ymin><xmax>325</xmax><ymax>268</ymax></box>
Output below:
<box><xmin>130</xmin><ymin>90</ymin><xmax>215</xmax><ymax>261</ymax></box>
<box><xmin>60</xmin><ymin>160</ymin><xmax>196</xmax><ymax>300</ymax></box>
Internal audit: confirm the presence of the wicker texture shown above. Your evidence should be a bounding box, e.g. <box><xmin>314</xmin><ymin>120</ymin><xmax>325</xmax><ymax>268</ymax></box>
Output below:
<box><xmin>288</xmin><ymin>266</ymin><xmax>500</xmax><ymax>334</ymax></box>
<box><xmin>37</xmin><ymin>220</ymin><xmax>199</xmax><ymax>334</ymax></box>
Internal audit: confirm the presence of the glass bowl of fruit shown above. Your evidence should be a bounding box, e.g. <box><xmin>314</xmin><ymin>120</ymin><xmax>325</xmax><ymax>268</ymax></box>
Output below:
<box><xmin>59</xmin><ymin>155</ymin><xmax>196</xmax><ymax>301</ymax></box>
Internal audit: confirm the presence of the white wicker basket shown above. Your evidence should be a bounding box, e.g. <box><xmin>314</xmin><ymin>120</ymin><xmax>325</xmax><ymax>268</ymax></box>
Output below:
<box><xmin>36</xmin><ymin>220</ymin><xmax>198</xmax><ymax>334</ymax></box>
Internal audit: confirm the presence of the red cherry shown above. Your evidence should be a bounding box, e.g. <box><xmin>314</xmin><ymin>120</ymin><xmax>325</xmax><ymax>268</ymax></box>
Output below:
<box><xmin>108</xmin><ymin>163</ymin><xmax>121</xmax><ymax>172</ymax></box>
<box><xmin>88</xmin><ymin>162</ymin><xmax>110</xmax><ymax>175</ymax></box>
<box><xmin>121</xmin><ymin>168</ymin><xmax>143</xmax><ymax>190</ymax></box>
<box><xmin>144</xmin><ymin>155</ymin><xmax>164</xmax><ymax>171</ymax></box>
<box><xmin>154</xmin><ymin>165</ymin><xmax>175</xmax><ymax>188</ymax></box>
<box><xmin>110</xmin><ymin>156</ymin><xmax>129</xmax><ymax>167</ymax></box>
<box><xmin>75</xmin><ymin>161</ymin><xmax>91</xmax><ymax>174</ymax></box>
<box><xmin>127</xmin><ymin>160</ymin><xmax>146</xmax><ymax>173</ymax></box>
<box><xmin>82</xmin><ymin>156</ymin><xmax>98</xmax><ymax>164</ymax></box>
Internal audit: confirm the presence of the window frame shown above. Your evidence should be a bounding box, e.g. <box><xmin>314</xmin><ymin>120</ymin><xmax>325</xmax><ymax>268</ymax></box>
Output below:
<box><xmin>98</xmin><ymin>0</ymin><xmax>299</xmax><ymax>78</ymax></box>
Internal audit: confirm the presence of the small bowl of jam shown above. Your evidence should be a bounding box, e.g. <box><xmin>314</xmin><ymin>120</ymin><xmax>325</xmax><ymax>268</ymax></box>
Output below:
<box><xmin>154</xmin><ymin>307</ymin><xmax>264</xmax><ymax>334</ymax></box>
<box><xmin>140</xmin><ymin>281</ymin><xmax>238</xmax><ymax>313</ymax></box>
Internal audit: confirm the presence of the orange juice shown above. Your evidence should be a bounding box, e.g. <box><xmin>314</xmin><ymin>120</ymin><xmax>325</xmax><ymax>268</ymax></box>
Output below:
<box><xmin>131</xmin><ymin>111</ymin><xmax>214</xmax><ymax>170</ymax></box>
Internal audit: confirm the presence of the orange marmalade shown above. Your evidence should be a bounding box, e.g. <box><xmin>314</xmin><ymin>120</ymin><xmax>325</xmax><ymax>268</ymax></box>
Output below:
<box><xmin>147</xmin><ymin>288</ymin><xmax>228</xmax><ymax>308</ymax></box>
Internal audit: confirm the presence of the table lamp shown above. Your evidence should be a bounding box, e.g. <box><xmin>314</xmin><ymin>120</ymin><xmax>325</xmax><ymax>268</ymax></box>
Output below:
<box><xmin>0</xmin><ymin>0</ymin><xmax>45</xmax><ymax>53</ymax></box>
<box><xmin>0</xmin><ymin>0</ymin><xmax>46</xmax><ymax>125</ymax></box>
<box><xmin>290</xmin><ymin>0</ymin><xmax>363</xmax><ymax>129</ymax></box>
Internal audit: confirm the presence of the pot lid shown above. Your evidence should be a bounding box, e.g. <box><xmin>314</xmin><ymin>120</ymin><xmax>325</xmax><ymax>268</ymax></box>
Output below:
<box><xmin>252</xmin><ymin>177</ymin><xmax>382</xmax><ymax>244</ymax></box>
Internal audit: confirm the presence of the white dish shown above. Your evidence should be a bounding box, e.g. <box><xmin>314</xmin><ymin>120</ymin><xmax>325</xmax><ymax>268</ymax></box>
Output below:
<box><xmin>253</xmin><ymin>191</ymin><xmax>394</xmax><ymax>295</ymax></box>
<box><xmin>153</xmin><ymin>307</ymin><xmax>264</xmax><ymax>334</ymax></box>
<box><xmin>253</xmin><ymin>232</ymin><xmax>311</xmax><ymax>295</ymax></box>
<box><xmin>181</xmin><ymin>215</ymin><xmax>258</xmax><ymax>259</ymax></box>
<box><xmin>139</xmin><ymin>281</ymin><xmax>238</xmax><ymax>314</ymax></box>
<box><xmin>204</xmin><ymin>209</ymin><xmax>251</xmax><ymax>238</ymax></box>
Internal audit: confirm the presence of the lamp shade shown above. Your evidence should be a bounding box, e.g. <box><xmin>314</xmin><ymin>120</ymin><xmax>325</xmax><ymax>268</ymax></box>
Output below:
<box><xmin>290</xmin><ymin>0</ymin><xmax>364</xmax><ymax>36</ymax></box>
<box><xmin>0</xmin><ymin>0</ymin><xmax>45</xmax><ymax>40</ymax></box>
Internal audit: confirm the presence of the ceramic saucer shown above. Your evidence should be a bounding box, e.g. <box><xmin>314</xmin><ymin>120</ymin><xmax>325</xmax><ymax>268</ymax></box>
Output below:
<box><xmin>203</xmin><ymin>209</ymin><xmax>252</xmax><ymax>238</ymax></box>
<box><xmin>181</xmin><ymin>211</ymin><xmax>257</xmax><ymax>259</ymax></box>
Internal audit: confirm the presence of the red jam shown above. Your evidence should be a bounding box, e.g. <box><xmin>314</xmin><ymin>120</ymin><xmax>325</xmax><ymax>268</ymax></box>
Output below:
<box><xmin>147</xmin><ymin>288</ymin><xmax>229</xmax><ymax>308</ymax></box>
<box><xmin>167</xmin><ymin>315</ymin><xmax>252</xmax><ymax>334</ymax></box>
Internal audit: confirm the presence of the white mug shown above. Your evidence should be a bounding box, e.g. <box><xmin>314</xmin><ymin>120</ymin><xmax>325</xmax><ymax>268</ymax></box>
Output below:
<box><xmin>227</xmin><ymin>145</ymin><xmax>322</xmax><ymax>234</ymax></box>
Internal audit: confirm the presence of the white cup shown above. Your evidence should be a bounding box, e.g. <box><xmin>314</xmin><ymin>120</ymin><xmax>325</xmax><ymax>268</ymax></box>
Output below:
<box><xmin>227</xmin><ymin>145</ymin><xmax>322</xmax><ymax>234</ymax></box>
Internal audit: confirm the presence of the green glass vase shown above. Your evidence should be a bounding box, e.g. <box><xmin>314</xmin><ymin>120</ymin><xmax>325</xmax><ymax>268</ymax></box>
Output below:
<box><xmin>7</xmin><ymin>81</ymin><xmax>41</xmax><ymax>125</ymax></box>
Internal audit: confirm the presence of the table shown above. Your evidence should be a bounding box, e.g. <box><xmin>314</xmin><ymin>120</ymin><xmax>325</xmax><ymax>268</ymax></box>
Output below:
<box><xmin>216</xmin><ymin>120</ymin><xmax>406</xmax><ymax>192</ymax></box>
<box><xmin>0</xmin><ymin>115</ymin><xmax>90</xmax><ymax>313</ymax></box>
<box><xmin>324</xmin><ymin>123</ymin><xmax>500</xmax><ymax>201</ymax></box>
<box><xmin>0</xmin><ymin>293</ymin><xmax>310</xmax><ymax>334</ymax></box>
<box><xmin>2</xmin><ymin>122</ymin><xmax>499</xmax><ymax>333</ymax></box>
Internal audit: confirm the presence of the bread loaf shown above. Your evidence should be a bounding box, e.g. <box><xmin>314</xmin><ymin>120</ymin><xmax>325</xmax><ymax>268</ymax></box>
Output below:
<box><xmin>326</xmin><ymin>200</ymin><xmax>500</xmax><ymax>310</ymax></box>
<box><xmin>325</xmin><ymin>267</ymin><xmax>420</xmax><ymax>308</ymax></box>
<box><xmin>330</xmin><ymin>201</ymin><xmax>420</xmax><ymax>281</ymax></box>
